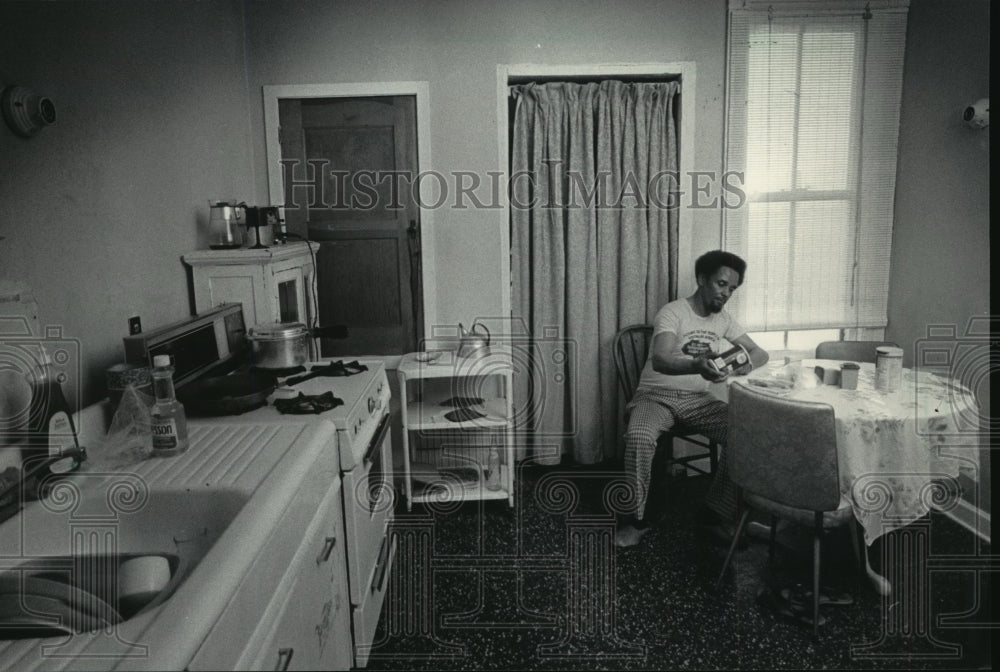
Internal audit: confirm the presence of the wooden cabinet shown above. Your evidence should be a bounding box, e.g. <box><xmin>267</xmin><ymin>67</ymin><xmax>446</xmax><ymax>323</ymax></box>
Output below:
<box><xmin>397</xmin><ymin>349</ymin><xmax>515</xmax><ymax>511</ymax></box>
<box><xmin>183</xmin><ymin>242</ymin><xmax>318</xmax><ymax>357</ymax></box>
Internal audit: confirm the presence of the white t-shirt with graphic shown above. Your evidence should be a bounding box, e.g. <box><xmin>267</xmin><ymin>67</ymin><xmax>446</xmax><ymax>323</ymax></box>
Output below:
<box><xmin>637</xmin><ymin>298</ymin><xmax>746</xmax><ymax>393</ymax></box>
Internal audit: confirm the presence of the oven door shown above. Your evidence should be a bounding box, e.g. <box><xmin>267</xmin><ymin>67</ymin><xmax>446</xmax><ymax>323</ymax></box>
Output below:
<box><xmin>341</xmin><ymin>410</ymin><xmax>393</xmax><ymax>606</ymax></box>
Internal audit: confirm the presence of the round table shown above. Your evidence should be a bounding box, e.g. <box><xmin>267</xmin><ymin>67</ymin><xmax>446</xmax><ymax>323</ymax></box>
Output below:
<box><xmin>725</xmin><ymin>360</ymin><xmax>980</xmax><ymax>545</ymax></box>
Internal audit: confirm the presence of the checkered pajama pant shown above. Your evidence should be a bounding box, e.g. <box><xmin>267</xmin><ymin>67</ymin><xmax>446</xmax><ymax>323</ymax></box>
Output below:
<box><xmin>623</xmin><ymin>387</ymin><xmax>738</xmax><ymax>523</ymax></box>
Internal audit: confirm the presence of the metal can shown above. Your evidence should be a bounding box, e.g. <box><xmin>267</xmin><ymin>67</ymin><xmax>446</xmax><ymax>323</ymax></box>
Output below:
<box><xmin>875</xmin><ymin>346</ymin><xmax>903</xmax><ymax>392</ymax></box>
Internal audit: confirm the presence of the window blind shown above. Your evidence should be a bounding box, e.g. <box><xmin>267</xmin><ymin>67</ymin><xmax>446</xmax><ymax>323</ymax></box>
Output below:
<box><xmin>723</xmin><ymin>0</ymin><xmax>909</xmax><ymax>331</ymax></box>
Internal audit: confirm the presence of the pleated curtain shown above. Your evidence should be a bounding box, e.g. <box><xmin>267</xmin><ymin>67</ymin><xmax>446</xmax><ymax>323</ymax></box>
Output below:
<box><xmin>510</xmin><ymin>80</ymin><xmax>679</xmax><ymax>465</ymax></box>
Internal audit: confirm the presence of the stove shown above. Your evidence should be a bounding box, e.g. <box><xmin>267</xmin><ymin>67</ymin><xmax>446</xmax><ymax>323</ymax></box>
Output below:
<box><xmin>122</xmin><ymin>306</ymin><xmax>394</xmax><ymax>668</ymax></box>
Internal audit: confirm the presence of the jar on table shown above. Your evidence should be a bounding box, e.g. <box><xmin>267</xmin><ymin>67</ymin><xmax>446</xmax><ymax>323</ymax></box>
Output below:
<box><xmin>875</xmin><ymin>346</ymin><xmax>903</xmax><ymax>392</ymax></box>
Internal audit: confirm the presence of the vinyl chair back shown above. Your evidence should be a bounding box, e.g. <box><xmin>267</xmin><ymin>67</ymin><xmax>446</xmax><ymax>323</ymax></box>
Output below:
<box><xmin>814</xmin><ymin>340</ymin><xmax>900</xmax><ymax>364</ymax></box>
<box><xmin>728</xmin><ymin>383</ymin><xmax>840</xmax><ymax>512</ymax></box>
<box><xmin>612</xmin><ymin>324</ymin><xmax>718</xmax><ymax>478</ymax></box>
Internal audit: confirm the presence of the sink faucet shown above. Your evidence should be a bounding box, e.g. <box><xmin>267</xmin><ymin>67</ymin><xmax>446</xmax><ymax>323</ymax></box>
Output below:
<box><xmin>0</xmin><ymin>446</ymin><xmax>87</xmax><ymax>523</ymax></box>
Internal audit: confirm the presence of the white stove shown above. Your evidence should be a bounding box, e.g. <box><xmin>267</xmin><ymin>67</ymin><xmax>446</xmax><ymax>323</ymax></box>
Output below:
<box><xmin>192</xmin><ymin>360</ymin><xmax>394</xmax><ymax>669</ymax></box>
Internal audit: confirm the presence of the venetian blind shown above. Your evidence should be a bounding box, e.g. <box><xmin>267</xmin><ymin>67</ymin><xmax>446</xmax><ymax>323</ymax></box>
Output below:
<box><xmin>723</xmin><ymin>0</ymin><xmax>909</xmax><ymax>331</ymax></box>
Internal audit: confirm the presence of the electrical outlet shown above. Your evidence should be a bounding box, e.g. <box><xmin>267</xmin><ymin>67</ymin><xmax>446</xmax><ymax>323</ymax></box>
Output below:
<box><xmin>128</xmin><ymin>316</ymin><xmax>142</xmax><ymax>335</ymax></box>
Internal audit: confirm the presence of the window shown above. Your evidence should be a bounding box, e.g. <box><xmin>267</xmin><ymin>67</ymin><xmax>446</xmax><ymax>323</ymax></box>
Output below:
<box><xmin>723</xmin><ymin>0</ymin><xmax>909</xmax><ymax>332</ymax></box>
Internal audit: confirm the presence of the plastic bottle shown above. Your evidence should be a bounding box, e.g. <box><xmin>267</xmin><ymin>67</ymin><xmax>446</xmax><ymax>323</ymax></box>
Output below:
<box><xmin>486</xmin><ymin>446</ymin><xmax>502</xmax><ymax>491</ymax></box>
<box><xmin>150</xmin><ymin>355</ymin><xmax>189</xmax><ymax>456</ymax></box>
<box><xmin>25</xmin><ymin>362</ymin><xmax>79</xmax><ymax>460</ymax></box>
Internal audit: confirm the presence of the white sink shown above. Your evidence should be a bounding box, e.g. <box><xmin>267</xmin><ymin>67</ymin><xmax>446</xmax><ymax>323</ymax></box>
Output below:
<box><xmin>0</xmin><ymin>486</ymin><xmax>250</xmax><ymax>643</ymax></box>
<box><xmin>0</xmin><ymin>421</ymin><xmax>339</xmax><ymax>671</ymax></box>
<box><xmin>3</xmin><ymin>486</ymin><xmax>248</xmax><ymax>559</ymax></box>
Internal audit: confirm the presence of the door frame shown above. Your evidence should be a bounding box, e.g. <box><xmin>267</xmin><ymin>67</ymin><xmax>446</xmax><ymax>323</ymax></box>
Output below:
<box><xmin>497</xmin><ymin>62</ymin><xmax>699</xmax><ymax>321</ymax></box>
<box><xmin>262</xmin><ymin>82</ymin><xmax>436</xmax><ymax>351</ymax></box>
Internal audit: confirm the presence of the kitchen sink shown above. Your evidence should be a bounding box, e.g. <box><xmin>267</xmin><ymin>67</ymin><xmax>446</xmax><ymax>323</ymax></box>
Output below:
<box><xmin>0</xmin><ymin>487</ymin><xmax>250</xmax><ymax>639</ymax></box>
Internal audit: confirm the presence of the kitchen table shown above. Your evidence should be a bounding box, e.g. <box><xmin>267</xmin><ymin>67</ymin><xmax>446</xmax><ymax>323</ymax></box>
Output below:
<box><xmin>731</xmin><ymin>359</ymin><xmax>981</xmax><ymax>546</ymax></box>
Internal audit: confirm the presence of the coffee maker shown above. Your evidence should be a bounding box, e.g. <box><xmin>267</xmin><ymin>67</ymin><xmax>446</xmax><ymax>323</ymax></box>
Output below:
<box><xmin>208</xmin><ymin>201</ymin><xmax>245</xmax><ymax>249</ymax></box>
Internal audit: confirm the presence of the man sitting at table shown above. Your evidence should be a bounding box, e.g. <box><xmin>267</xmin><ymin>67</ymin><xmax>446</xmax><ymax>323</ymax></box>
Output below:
<box><xmin>617</xmin><ymin>250</ymin><xmax>769</xmax><ymax>548</ymax></box>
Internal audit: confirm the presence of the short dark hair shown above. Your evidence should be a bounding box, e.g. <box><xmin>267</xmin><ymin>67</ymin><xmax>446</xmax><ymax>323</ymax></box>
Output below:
<box><xmin>694</xmin><ymin>250</ymin><xmax>747</xmax><ymax>285</ymax></box>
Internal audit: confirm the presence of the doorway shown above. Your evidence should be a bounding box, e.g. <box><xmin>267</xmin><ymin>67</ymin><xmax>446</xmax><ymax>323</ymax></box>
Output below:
<box><xmin>262</xmin><ymin>83</ymin><xmax>435</xmax><ymax>358</ymax></box>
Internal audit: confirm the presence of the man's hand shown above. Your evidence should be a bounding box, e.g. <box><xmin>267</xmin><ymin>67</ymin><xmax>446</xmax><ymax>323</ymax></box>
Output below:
<box><xmin>694</xmin><ymin>355</ymin><xmax>729</xmax><ymax>382</ymax></box>
<box><xmin>732</xmin><ymin>361</ymin><xmax>753</xmax><ymax>376</ymax></box>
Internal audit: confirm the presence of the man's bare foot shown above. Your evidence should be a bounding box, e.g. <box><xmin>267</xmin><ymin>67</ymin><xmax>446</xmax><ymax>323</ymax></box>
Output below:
<box><xmin>614</xmin><ymin>524</ymin><xmax>651</xmax><ymax>548</ymax></box>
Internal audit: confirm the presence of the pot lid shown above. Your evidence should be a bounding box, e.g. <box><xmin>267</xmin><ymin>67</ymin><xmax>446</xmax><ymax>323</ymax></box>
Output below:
<box><xmin>250</xmin><ymin>322</ymin><xmax>308</xmax><ymax>339</ymax></box>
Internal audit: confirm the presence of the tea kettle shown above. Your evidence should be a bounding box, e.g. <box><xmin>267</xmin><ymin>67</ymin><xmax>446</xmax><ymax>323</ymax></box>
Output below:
<box><xmin>457</xmin><ymin>322</ymin><xmax>490</xmax><ymax>359</ymax></box>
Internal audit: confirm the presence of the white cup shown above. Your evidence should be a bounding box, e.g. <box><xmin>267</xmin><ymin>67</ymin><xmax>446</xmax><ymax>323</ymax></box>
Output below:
<box><xmin>118</xmin><ymin>555</ymin><xmax>171</xmax><ymax>610</ymax></box>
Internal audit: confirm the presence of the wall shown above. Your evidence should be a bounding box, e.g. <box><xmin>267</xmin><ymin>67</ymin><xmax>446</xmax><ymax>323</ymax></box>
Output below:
<box><xmin>242</xmin><ymin>0</ymin><xmax>729</xmax><ymax>331</ymax></box>
<box><xmin>0</xmin><ymin>0</ymin><xmax>255</xmax><ymax>408</ymax></box>
<box><xmin>1</xmin><ymin>0</ymin><xmax>990</xmax><ymax>433</ymax></box>
<box><xmin>887</xmin><ymin>0</ymin><xmax>991</xmax><ymax>510</ymax></box>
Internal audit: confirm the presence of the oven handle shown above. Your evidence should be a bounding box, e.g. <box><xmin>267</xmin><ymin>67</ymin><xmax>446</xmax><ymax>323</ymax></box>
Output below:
<box><xmin>363</xmin><ymin>412</ymin><xmax>391</xmax><ymax>469</ymax></box>
<box><xmin>371</xmin><ymin>534</ymin><xmax>395</xmax><ymax>595</ymax></box>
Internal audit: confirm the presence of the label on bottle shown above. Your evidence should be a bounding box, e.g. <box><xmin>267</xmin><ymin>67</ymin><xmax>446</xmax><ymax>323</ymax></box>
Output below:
<box><xmin>48</xmin><ymin>411</ymin><xmax>76</xmax><ymax>456</ymax></box>
<box><xmin>151</xmin><ymin>417</ymin><xmax>179</xmax><ymax>450</ymax></box>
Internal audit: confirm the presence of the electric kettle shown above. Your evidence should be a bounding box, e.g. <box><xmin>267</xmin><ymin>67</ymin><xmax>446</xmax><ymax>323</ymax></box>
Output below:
<box><xmin>457</xmin><ymin>322</ymin><xmax>490</xmax><ymax>359</ymax></box>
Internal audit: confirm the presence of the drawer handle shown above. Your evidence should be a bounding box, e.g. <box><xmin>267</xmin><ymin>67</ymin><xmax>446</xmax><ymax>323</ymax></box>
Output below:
<box><xmin>275</xmin><ymin>647</ymin><xmax>294</xmax><ymax>671</ymax></box>
<box><xmin>317</xmin><ymin>535</ymin><xmax>336</xmax><ymax>564</ymax></box>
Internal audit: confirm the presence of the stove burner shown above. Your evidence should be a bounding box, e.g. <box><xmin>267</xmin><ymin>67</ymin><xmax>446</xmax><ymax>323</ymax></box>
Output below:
<box><xmin>273</xmin><ymin>391</ymin><xmax>344</xmax><ymax>415</ymax></box>
<box><xmin>283</xmin><ymin>360</ymin><xmax>369</xmax><ymax>386</ymax></box>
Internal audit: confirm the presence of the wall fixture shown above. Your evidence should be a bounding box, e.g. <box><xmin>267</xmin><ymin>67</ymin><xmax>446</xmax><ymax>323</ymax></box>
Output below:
<box><xmin>963</xmin><ymin>98</ymin><xmax>989</xmax><ymax>129</ymax></box>
<box><xmin>1</xmin><ymin>85</ymin><xmax>56</xmax><ymax>138</ymax></box>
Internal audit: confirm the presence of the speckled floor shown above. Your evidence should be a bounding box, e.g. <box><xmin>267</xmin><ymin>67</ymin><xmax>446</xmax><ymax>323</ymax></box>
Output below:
<box><xmin>366</xmin><ymin>461</ymin><xmax>992</xmax><ymax>670</ymax></box>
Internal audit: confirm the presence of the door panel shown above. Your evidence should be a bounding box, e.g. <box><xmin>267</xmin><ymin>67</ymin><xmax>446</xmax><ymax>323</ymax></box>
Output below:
<box><xmin>279</xmin><ymin>95</ymin><xmax>421</xmax><ymax>356</ymax></box>
<box><xmin>316</xmin><ymin>240</ymin><xmax>404</xmax><ymax>354</ymax></box>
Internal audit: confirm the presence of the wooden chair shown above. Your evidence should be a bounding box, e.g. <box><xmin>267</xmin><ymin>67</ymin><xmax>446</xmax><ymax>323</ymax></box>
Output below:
<box><xmin>613</xmin><ymin>324</ymin><xmax>718</xmax><ymax>478</ymax></box>
<box><xmin>715</xmin><ymin>383</ymin><xmax>858</xmax><ymax>635</ymax></box>
<box><xmin>814</xmin><ymin>340</ymin><xmax>899</xmax><ymax>364</ymax></box>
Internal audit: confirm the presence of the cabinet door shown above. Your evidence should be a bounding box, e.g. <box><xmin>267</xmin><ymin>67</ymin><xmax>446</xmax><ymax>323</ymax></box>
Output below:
<box><xmin>248</xmin><ymin>480</ymin><xmax>352</xmax><ymax>671</ymax></box>
<box><xmin>195</xmin><ymin>266</ymin><xmax>269</xmax><ymax>326</ymax></box>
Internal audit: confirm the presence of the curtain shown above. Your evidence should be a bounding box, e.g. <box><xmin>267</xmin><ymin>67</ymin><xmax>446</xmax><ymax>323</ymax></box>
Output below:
<box><xmin>510</xmin><ymin>80</ymin><xmax>679</xmax><ymax>465</ymax></box>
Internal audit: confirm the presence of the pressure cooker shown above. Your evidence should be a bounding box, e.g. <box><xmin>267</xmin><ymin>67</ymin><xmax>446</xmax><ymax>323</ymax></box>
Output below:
<box><xmin>247</xmin><ymin>322</ymin><xmax>310</xmax><ymax>369</ymax></box>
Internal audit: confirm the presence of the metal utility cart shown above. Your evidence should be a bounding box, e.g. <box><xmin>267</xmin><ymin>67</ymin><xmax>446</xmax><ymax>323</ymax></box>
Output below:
<box><xmin>397</xmin><ymin>348</ymin><xmax>515</xmax><ymax>510</ymax></box>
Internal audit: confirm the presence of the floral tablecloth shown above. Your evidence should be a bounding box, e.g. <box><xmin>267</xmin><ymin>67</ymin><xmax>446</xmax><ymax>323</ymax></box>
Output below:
<box><xmin>728</xmin><ymin>360</ymin><xmax>981</xmax><ymax>545</ymax></box>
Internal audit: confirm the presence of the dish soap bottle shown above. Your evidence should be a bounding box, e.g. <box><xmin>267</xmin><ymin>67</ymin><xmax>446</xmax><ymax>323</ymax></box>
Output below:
<box><xmin>25</xmin><ymin>362</ymin><xmax>79</xmax><ymax>460</ymax></box>
<box><xmin>150</xmin><ymin>355</ymin><xmax>189</xmax><ymax>456</ymax></box>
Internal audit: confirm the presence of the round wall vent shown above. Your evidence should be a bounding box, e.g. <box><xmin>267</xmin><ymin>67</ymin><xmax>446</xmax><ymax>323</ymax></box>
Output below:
<box><xmin>1</xmin><ymin>85</ymin><xmax>56</xmax><ymax>138</ymax></box>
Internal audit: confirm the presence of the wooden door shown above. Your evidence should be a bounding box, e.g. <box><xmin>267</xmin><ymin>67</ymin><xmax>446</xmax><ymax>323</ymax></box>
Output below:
<box><xmin>278</xmin><ymin>96</ymin><xmax>422</xmax><ymax>356</ymax></box>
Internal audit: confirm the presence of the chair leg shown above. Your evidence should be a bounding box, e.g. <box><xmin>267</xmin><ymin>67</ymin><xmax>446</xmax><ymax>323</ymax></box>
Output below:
<box><xmin>715</xmin><ymin>508</ymin><xmax>752</xmax><ymax>592</ymax></box>
<box><xmin>812</xmin><ymin>512</ymin><xmax>823</xmax><ymax>637</ymax></box>
<box><xmin>768</xmin><ymin>514</ymin><xmax>777</xmax><ymax>564</ymax></box>
<box><xmin>849</xmin><ymin>518</ymin><xmax>863</xmax><ymax>572</ymax></box>
<box><xmin>709</xmin><ymin>441</ymin><xmax>718</xmax><ymax>475</ymax></box>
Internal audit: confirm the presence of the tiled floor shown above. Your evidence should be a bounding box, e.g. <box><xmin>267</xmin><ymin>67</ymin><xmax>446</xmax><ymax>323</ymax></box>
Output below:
<box><xmin>367</xmin><ymin>461</ymin><xmax>992</xmax><ymax>670</ymax></box>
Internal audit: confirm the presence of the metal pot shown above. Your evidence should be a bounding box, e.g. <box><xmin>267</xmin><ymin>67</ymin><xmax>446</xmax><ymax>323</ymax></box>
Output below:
<box><xmin>247</xmin><ymin>322</ymin><xmax>309</xmax><ymax>369</ymax></box>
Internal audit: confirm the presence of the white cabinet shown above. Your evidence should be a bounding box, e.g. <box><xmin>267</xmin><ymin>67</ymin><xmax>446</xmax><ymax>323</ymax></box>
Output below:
<box><xmin>183</xmin><ymin>242</ymin><xmax>318</xmax><ymax>356</ymax></box>
<box><xmin>245</xmin><ymin>480</ymin><xmax>353</xmax><ymax>671</ymax></box>
<box><xmin>397</xmin><ymin>349</ymin><xmax>515</xmax><ymax>510</ymax></box>
<box><xmin>189</xmin><ymin>462</ymin><xmax>352</xmax><ymax>671</ymax></box>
